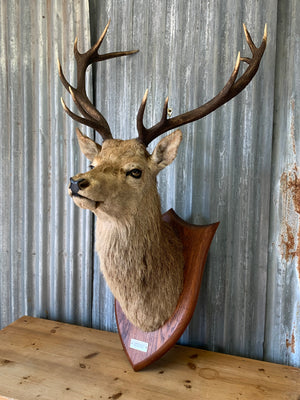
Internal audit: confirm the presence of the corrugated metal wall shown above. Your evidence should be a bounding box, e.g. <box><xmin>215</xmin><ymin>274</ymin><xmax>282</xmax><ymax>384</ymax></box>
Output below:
<box><xmin>0</xmin><ymin>0</ymin><xmax>94</xmax><ymax>327</ymax></box>
<box><xmin>0</xmin><ymin>0</ymin><xmax>299</xmax><ymax>367</ymax></box>
<box><xmin>265</xmin><ymin>0</ymin><xmax>300</xmax><ymax>367</ymax></box>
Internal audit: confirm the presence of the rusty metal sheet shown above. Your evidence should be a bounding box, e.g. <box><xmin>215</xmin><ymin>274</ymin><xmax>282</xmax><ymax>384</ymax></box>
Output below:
<box><xmin>264</xmin><ymin>0</ymin><xmax>300</xmax><ymax>367</ymax></box>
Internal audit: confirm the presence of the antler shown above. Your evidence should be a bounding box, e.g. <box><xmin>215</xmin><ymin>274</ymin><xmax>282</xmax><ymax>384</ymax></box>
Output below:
<box><xmin>137</xmin><ymin>24</ymin><xmax>267</xmax><ymax>147</ymax></box>
<box><xmin>58</xmin><ymin>20</ymin><xmax>138</xmax><ymax>141</ymax></box>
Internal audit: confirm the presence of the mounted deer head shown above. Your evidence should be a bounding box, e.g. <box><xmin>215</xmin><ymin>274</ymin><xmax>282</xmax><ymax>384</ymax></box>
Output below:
<box><xmin>58</xmin><ymin>21</ymin><xmax>267</xmax><ymax>332</ymax></box>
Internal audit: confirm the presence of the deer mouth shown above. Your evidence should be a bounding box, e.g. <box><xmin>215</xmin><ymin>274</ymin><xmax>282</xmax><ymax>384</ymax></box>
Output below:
<box><xmin>72</xmin><ymin>192</ymin><xmax>89</xmax><ymax>200</ymax></box>
<box><xmin>69</xmin><ymin>190</ymin><xmax>103</xmax><ymax>210</ymax></box>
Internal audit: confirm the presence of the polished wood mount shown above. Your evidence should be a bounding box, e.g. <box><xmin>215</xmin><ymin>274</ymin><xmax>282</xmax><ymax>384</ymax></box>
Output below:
<box><xmin>115</xmin><ymin>209</ymin><xmax>219</xmax><ymax>371</ymax></box>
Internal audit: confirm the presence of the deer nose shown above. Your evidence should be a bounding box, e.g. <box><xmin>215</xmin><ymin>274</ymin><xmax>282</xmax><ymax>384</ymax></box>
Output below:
<box><xmin>69</xmin><ymin>177</ymin><xmax>90</xmax><ymax>194</ymax></box>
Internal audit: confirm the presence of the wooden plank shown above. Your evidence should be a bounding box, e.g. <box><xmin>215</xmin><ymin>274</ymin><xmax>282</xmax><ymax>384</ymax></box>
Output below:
<box><xmin>0</xmin><ymin>317</ymin><xmax>299</xmax><ymax>400</ymax></box>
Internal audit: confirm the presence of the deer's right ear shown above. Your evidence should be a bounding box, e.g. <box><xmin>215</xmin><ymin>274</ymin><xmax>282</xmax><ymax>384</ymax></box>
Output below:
<box><xmin>151</xmin><ymin>130</ymin><xmax>182</xmax><ymax>173</ymax></box>
<box><xmin>76</xmin><ymin>128</ymin><xmax>102</xmax><ymax>161</ymax></box>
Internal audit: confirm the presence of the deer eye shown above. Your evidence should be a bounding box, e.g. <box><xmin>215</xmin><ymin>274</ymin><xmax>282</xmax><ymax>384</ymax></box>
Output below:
<box><xmin>126</xmin><ymin>168</ymin><xmax>142</xmax><ymax>179</ymax></box>
<box><xmin>89</xmin><ymin>165</ymin><xmax>94</xmax><ymax>170</ymax></box>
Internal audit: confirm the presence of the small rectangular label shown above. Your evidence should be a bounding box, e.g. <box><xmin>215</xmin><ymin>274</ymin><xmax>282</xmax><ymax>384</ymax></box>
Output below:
<box><xmin>130</xmin><ymin>338</ymin><xmax>149</xmax><ymax>353</ymax></box>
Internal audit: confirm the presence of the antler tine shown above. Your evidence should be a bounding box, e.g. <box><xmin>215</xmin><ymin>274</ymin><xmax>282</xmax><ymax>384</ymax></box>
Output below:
<box><xmin>59</xmin><ymin>21</ymin><xmax>139</xmax><ymax>141</ymax></box>
<box><xmin>88</xmin><ymin>19</ymin><xmax>111</xmax><ymax>59</ymax></box>
<box><xmin>136</xmin><ymin>89</ymin><xmax>149</xmax><ymax>136</ymax></box>
<box><xmin>60</xmin><ymin>95</ymin><xmax>112</xmax><ymax>135</ymax></box>
<box><xmin>137</xmin><ymin>25</ymin><xmax>267</xmax><ymax>147</ymax></box>
<box><xmin>137</xmin><ymin>90</ymin><xmax>170</xmax><ymax>144</ymax></box>
<box><xmin>231</xmin><ymin>23</ymin><xmax>267</xmax><ymax>97</ymax></box>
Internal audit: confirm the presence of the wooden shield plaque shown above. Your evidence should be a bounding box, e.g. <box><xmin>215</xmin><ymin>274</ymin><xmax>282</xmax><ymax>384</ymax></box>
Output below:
<box><xmin>115</xmin><ymin>209</ymin><xmax>219</xmax><ymax>371</ymax></box>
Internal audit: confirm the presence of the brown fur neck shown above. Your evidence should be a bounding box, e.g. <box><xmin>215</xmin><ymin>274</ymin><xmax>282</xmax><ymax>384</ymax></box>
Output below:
<box><xmin>95</xmin><ymin>201</ymin><xmax>184</xmax><ymax>331</ymax></box>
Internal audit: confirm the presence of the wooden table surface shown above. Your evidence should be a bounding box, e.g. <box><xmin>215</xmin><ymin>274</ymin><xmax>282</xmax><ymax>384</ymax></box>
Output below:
<box><xmin>0</xmin><ymin>316</ymin><xmax>299</xmax><ymax>400</ymax></box>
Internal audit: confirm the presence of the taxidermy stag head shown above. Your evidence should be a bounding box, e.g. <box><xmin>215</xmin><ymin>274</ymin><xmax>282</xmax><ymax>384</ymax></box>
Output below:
<box><xmin>58</xmin><ymin>21</ymin><xmax>267</xmax><ymax>332</ymax></box>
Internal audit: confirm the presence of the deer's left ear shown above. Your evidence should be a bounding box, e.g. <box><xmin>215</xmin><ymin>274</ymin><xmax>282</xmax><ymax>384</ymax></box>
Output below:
<box><xmin>151</xmin><ymin>130</ymin><xmax>183</xmax><ymax>172</ymax></box>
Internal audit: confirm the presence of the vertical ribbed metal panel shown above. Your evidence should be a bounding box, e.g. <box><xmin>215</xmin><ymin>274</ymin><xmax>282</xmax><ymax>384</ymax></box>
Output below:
<box><xmin>1</xmin><ymin>0</ymin><xmax>299</xmax><ymax>369</ymax></box>
<box><xmin>265</xmin><ymin>0</ymin><xmax>300</xmax><ymax>367</ymax></box>
<box><xmin>0</xmin><ymin>0</ymin><xmax>93</xmax><ymax>328</ymax></box>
